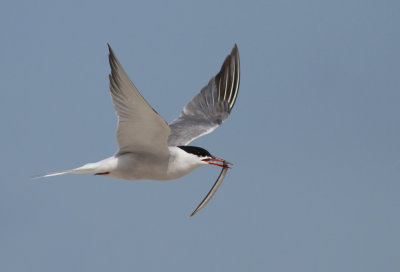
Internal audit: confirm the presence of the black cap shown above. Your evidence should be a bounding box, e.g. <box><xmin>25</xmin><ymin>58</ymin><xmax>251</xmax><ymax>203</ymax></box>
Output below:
<box><xmin>178</xmin><ymin>146</ymin><xmax>213</xmax><ymax>158</ymax></box>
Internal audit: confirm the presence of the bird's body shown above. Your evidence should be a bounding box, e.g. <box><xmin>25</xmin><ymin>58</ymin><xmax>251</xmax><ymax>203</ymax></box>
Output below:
<box><xmin>38</xmin><ymin>44</ymin><xmax>240</xmax><ymax>216</ymax></box>
<box><xmin>53</xmin><ymin>147</ymin><xmax>204</xmax><ymax>181</ymax></box>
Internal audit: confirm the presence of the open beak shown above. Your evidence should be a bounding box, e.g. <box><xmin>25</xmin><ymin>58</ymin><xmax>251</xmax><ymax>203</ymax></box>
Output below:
<box><xmin>202</xmin><ymin>157</ymin><xmax>233</xmax><ymax>168</ymax></box>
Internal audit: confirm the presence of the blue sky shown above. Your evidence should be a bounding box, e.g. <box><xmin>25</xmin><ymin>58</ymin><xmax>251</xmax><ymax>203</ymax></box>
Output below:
<box><xmin>1</xmin><ymin>0</ymin><xmax>399</xmax><ymax>271</ymax></box>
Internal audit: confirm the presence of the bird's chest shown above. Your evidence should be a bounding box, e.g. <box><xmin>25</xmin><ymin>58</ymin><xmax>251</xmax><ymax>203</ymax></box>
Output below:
<box><xmin>164</xmin><ymin>153</ymin><xmax>203</xmax><ymax>180</ymax></box>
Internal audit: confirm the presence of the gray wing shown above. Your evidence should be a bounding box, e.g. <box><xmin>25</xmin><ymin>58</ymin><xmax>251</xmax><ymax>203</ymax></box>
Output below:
<box><xmin>108</xmin><ymin>44</ymin><xmax>171</xmax><ymax>156</ymax></box>
<box><xmin>168</xmin><ymin>44</ymin><xmax>240</xmax><ymax>146</ymax></box>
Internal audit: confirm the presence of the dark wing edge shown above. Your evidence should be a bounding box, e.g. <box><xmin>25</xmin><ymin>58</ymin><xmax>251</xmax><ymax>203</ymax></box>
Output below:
<box><xmin>167</xmin><ymin>44</ymin><xmax>240</xmax><ymax>146</ymax></box>
<box><xmin>215</xmin><ymin>43</ymin><xmax>240</xmax><ymax>111</ymax></box>
<box><xmin>107</xmin><ymin>43</ymin><xmax>168</xmax><ymax>126</ymax></box>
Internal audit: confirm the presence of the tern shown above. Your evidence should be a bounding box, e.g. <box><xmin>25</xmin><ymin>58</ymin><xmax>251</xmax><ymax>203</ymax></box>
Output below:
<box><xmin>38</xmin><ymin>44</ymin><xmax>240</xmax><ymax>216</ymax></box>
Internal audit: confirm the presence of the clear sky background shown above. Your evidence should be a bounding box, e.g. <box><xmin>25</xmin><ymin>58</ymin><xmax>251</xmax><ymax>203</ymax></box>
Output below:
<box><xmin>1</xmin><ymin>0</ymin><xmax>399</xmax><ymax>271</ymax></box>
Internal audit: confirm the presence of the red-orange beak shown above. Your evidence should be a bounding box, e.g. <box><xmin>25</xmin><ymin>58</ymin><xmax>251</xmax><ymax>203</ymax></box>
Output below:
<box><xmin>202</xmin><ymin>157</ymin><xmax>233</xmax><ymax>168</ymax></box>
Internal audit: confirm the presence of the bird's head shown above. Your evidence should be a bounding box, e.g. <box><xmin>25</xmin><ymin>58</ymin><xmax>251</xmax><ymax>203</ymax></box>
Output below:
<box><xmin>177</xmin><ymin>146</ymin><xmax>232</xmax><ymax>168</ymax></box>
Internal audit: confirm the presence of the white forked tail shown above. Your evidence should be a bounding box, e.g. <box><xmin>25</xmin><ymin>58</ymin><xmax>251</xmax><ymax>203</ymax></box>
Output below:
<box><xmin>33</xmin><ymin>170</ymin><xmax>73</xmax><ymax>178</ymax></box>
<box><xmin>33</xmin><ymin>159</ymin><xmax>114</xmax><ymax>179</ymax></box>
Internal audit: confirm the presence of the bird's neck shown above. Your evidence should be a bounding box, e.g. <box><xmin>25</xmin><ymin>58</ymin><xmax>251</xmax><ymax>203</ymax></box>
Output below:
<box><xmin>166</xmin><ymin>147</ymin><xmax>204</xmax><ymax>179</ymax></box>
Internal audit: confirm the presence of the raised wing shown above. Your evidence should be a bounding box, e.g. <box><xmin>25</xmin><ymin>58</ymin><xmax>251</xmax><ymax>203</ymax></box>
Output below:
<box><xmin>168</xmin><ymin>44</ymin><xmax>240</xmax><ymax>146</ymax></box>
<box><xmin>108</xmin><ymin>44</ymin><xmax>171</xmax><ymax>156</ymax></box>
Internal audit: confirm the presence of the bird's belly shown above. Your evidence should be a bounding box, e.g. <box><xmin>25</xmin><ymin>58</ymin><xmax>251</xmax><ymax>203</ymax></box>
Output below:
<box><xmin>108</xmin><ymin>153</ymin><xmax>201</xmax><ymax>181</ymax></box>
<box><xmin>112</xmin><ymin>159</ymin><xmax>166</xmax><ymax>181</ymax></box>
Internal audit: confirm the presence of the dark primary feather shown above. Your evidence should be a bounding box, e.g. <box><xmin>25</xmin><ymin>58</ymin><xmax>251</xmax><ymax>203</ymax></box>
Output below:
<box><xmin>168</xmin><ymin>44</ymin><xmax>240</xmax><ymax>146</ymax></box>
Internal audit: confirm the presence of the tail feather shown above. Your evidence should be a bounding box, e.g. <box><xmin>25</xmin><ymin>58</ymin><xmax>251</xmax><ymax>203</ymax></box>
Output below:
<box><xmin>32</xmin><ymin>170</ymin><xmax>72</xmax><ymax>179</ymax></box>
<box><xmin>33</xmin><ymin>162</ymin><xmax>107</xmax><ymax>179</ymax></box>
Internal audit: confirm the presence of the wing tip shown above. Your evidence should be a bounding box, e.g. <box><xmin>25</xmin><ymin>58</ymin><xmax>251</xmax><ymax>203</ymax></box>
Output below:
<box><xmin>233</xmin><ymin>43</ymin><xmax>239</xmax><ymax>53</ymax></box>
<box><xmin>107</xmin><ymin>43</ymin><xmax>119</xmax><ymax>71</ymax></box>
<box><xmin>107</xmin><ymin>43</ymin><xmax>113</xmax><ymax>54</ymax></box>
<box><xmin>215</xmin><ymin>44</ymin><xmax>240</xmax><ymax>110</ymax></box>
<box><xmin>107</xmin><ymin>43</ymin><xmax>122</xmax><ymax>87</ymax></box>
<box><xmin>107</xmin><ymin>43</ymin><xmax>113</xmax><ymax>59</ymax></box>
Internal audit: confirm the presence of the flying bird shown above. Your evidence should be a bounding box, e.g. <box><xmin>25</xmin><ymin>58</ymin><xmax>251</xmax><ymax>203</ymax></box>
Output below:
<box><xmin>38</xmin><ymin>44</ymin><xmax>240</xmax><ymax>216</ymax></box>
